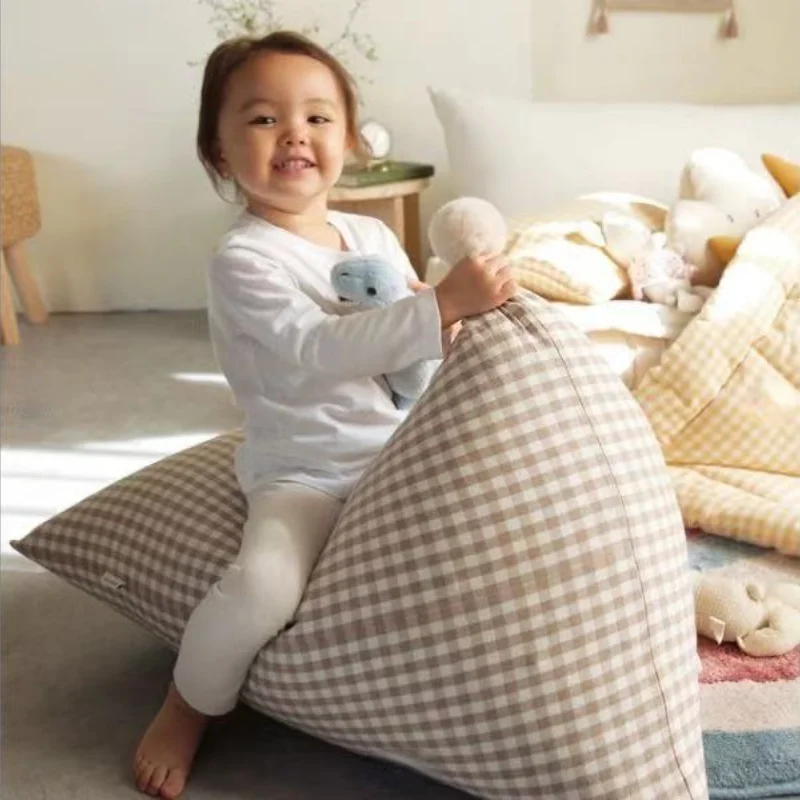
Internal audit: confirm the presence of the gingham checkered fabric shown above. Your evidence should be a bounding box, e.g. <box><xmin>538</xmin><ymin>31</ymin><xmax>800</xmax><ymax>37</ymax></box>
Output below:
<box><xmin>13</xmin><ymin>433</ymin><xmax>247</xmax><ymax>645</ymax></box>
<box><xmin>634</xmin><ymin>195</ymin><xmax>800</xmax><ymax>555</ymax></box>
<box><xmin>13</xmin><ymin>292</ymin><xmax>707</xmax><ymax>799</ymax></box>
<box><xmin>505</xmin><ymin>219</ymin><xmax>629</xmax><ymax>305</ymax></box>
<box><xmin>502</xmin><ymin>194</ymin><xmax>669</xmax><ymax>306</ymax></box>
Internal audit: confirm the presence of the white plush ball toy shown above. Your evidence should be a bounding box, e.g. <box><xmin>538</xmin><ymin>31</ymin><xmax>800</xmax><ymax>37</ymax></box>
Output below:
<box><xmin>428</xmin><ymin>197</ymin><xmax>508</xmax><ymax>267</ymax></box>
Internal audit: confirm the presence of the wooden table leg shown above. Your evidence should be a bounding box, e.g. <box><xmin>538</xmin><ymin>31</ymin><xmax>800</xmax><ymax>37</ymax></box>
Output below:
<box><xmin>3</xmin><ymin>242</ymin><xmax>48</xmax><ymax>324</ymax></box>
<box><xmin>403</xmin><ymin>193</ymin><xmax>423</xmax><ymax>277</ymax></box>
<box><xmin>0</xmin><ymin>255</ymin><xmax>20</xmax><ymax>346</ymax></box>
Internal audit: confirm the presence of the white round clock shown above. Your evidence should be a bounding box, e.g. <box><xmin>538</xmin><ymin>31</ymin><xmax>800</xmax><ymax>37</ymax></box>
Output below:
<box><xmin>360</xmin><ymin>119</ymin><xmax>392</xmax><ymax>162</ymax></box>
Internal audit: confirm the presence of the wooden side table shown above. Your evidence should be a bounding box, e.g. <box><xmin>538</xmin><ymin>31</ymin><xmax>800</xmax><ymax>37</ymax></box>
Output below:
<box><xmin>329</xmin><ymin>177</ymin><xmax>432</xmax><ymax>277</ymax></box>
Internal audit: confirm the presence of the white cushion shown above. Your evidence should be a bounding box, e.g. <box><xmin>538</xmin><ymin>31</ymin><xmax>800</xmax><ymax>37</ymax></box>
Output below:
<box><xmin>428</xmin><ymin>87</ymin><xmax>800</xmax><ymax>218</ymax></box>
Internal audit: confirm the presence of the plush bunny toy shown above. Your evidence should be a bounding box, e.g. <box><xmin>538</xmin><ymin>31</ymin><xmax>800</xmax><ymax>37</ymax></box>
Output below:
<box><xmin>331</xmin><ymin>256</ymin><xmax>439</xmax><ymax>410</ymax></box>
<box><xmin>694</xmin><ymin>572</ymin><xmax>800</xmax><ymax>658</ymax></box>
<box><xmin>601</xmin><ymin>211</ymin><xmax>711</xmax><ymax>313</ymax></box>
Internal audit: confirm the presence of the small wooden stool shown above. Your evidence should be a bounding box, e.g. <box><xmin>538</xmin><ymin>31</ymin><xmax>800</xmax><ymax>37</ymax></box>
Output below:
<box><xmin>1</xmin><ymin>146</ymin><xmax>49</xmax><ymax>345</ymax></box>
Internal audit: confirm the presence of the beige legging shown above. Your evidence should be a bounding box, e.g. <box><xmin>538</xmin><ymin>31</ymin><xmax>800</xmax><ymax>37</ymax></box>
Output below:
<box><xmin>173</xmin><ymin>482</ymin><xmax>343</xmax><ymax>716</ymax></box>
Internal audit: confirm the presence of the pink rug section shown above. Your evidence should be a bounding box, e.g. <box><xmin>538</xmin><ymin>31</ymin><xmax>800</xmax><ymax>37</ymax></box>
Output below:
<box><xmin>698</xmin><ymin>636</ymin><xmax>800</xmax><ymax>684</ymax></box>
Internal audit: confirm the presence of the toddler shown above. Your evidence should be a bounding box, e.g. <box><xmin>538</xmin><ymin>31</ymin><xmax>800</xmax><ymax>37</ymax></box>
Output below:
<box><xmin>134</xmin><ymin>30</ymin><xmax>516</xmax><ymax>799</ymax></box>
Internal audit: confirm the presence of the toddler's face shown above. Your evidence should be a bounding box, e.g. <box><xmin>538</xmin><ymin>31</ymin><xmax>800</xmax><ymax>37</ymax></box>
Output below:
<box><xmin>216</xmin><ymin>51</ymin><xmax>351</xmax><ymax>216</ymax></box>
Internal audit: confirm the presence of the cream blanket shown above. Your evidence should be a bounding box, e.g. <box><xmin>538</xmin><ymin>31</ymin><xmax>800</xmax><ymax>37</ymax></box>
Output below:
<box><xmin>633</xmin><ymin>195</ymin><xmax>800</xmax><ymax>555</ymax></box>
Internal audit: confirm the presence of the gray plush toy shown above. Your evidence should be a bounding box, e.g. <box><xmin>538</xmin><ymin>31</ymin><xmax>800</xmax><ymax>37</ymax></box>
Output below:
<box><xmin>331</xmin><ymin>256</ymin><xmax>439</xmax><ymax>410</ymax></box>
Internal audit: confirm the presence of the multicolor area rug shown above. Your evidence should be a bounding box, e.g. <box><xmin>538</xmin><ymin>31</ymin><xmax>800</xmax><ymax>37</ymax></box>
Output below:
<box><xmin>687</xmin><ymin>532</ymin><xmax>800</xmax><ymax>799</ymax></box>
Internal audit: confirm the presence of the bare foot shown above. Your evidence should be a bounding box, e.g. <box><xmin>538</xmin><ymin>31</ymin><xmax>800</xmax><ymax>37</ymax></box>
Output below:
<box><xmin>133</xmin><ymin>683</ymin><xmax>210</xmax><ymax>798</ymax></box>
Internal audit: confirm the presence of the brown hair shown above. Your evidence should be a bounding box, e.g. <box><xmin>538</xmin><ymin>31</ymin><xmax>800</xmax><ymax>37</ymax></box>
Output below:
<box><xmin>197</xmin><ymin>30</ymin><xmax>368</xmax><ymax>197</ymax></box>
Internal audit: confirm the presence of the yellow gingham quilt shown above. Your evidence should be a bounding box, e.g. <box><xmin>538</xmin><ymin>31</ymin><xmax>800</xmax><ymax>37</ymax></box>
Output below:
<box><xmin>634</xmin><ymin>195</ymin><xmax>800</xmax><ymax>555</ymax></box>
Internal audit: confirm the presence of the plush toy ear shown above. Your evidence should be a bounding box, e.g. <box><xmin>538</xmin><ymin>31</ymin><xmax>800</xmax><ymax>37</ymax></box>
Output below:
<box><xmin>601</xmin><ymin>212</ymin><xmax>651</xmax><ymax>266</ymax></box>
<box><xmin>762</xmin><ymin>153</ymin><xmax>800</xmax><ymax>198</ymax></box>
<box><xmin>707</xmin><ymin>235</ymin><xmax>743</xmax><ymax>267</ymax></box>
<box><xmin>708</xmin><ymin>615</ymin><xmax>726</xmax><ymax>645</ymax></box>
<box><xmin>630</xmin><ymin>201</ymin><xmax>668</xmax><ymax>231</ymax></box>
<box><xmin>681</xmin><ymin>148</ymin><xmax>749</xmax><ymax>203</ymax></box>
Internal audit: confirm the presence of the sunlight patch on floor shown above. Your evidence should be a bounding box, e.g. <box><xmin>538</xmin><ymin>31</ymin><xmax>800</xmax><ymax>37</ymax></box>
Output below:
<box><xmin>2</xmin><ymin>432</ymin><xmax>223</xmax><ymax>570</ymax></box>
<box><xmin>171</xmin><ymin>371</ymin><xmax>229</xmax><ymax>386</ymax></box>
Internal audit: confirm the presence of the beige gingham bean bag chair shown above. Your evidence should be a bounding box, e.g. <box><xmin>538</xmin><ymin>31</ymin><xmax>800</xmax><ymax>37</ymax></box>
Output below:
<box><xmin>14</xmin><ymin>292</ymin><xmax>708</xmax><ymax>799</ymax></box>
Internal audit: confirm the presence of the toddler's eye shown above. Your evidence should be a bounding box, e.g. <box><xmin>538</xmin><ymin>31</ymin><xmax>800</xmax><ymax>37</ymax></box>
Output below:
<box><xmin>309</xmin><ymin>115</ymin><xmax>331</xmax><ymax>125</ymax></box>
<box><xmin>249</xmin><ymin>115</ymin><xmax>276</xmax><ymax>126</ymax></box>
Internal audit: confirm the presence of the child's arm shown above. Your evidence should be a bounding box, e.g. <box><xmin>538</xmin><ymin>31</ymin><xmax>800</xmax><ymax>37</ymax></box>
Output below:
<box><xmin>209</xmin><ymin>249</ymin><xmax>443</xmax><ymax>380</ymax></box>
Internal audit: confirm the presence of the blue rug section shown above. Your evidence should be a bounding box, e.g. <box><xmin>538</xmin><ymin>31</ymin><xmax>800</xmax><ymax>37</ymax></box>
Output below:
<box><xmin>705</xmin><ymin>728</ymin><xmax>800</xmax><ymax>799</ymax></box>
<box><xmin>687</xmin><ymin>533</ymin><xmax>768</xmax><ymax>572</ymax></box>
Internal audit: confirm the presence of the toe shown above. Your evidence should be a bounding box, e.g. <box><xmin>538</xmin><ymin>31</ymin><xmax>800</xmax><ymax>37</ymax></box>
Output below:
<box><xmin>136</xmin><ymin>759</ymin><xmax>155</xmax><ymax>793</ymax></box>
<box><xmin>147</xmin><ymin>764</ymin><xmax>168</xmax><ymax>796</ymax></box>
<box><xmin>162</xmin><ymin>768</ymin><xmax>188</xmax><ymax>799</ymax></box>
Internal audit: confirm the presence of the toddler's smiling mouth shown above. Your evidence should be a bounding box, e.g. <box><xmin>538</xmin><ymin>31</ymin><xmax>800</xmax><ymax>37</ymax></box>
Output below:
<box><xmin>273</xmin><ymin>157</ymin><xmax>316</xmax><ymax>173</ymax></box>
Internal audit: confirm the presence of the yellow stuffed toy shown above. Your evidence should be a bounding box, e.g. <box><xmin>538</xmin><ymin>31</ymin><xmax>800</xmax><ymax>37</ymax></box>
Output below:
<box><xmin>762</xmin><ymin>153</ymin><xmax>800</xmax><ymax>198</ymax></box>
<box><xmin>694</xmin><ymin>572</ymin><xmax>800</xmax><ymax>658</ymax></box>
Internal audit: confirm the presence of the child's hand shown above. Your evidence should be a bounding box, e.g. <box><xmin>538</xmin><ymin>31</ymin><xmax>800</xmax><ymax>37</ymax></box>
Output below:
<box><xmin>409</xmin><ymin>278</ymin><xmax>461</xmax><ymax>350</ymax></box>
<box><xmin>434</xmin><ymin>254</ymin><xmax>517</xmax><ymax>329</ymax></box>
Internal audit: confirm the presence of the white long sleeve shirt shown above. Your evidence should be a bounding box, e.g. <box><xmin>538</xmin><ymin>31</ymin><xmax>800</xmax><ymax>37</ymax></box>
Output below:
<box><xmin>207</xmin><ymin>210</ymin><xmax>444</xmax><ymax>499</ymax></box>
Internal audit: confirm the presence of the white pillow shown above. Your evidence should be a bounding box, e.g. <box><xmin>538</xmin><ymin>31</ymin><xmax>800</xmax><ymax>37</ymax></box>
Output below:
<box><xmin>428</xmin><ymin>87</ymin><xmax>800</xmax><ymax>218</ymax></box>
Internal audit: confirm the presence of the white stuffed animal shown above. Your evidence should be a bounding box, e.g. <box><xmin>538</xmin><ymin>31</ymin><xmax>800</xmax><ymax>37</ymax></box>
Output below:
<box><xmin>666</xmin><ymin>148</ymin><xmax>784</xmax><ymax>286</ymax></box>
<box><xmin>601</xmin><ymin>212</ymin><xmax>710</xmax><ymax>313</ymax></box>
<box><xmin>428</xmin><ymin>197</ymin><xmax>508</xmax><ymax>268</ymax></box>
<box><xmin>694</xmin><ymin>572</ymin><xmax>800</xmax><ymax>658</ymax></box>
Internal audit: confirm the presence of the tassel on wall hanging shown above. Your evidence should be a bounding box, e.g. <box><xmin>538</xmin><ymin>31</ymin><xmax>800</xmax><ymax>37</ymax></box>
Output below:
<box><xmin>588</xmin><ymin>0</ymin><xmax>739</xmax><ymax>39</ymax></box>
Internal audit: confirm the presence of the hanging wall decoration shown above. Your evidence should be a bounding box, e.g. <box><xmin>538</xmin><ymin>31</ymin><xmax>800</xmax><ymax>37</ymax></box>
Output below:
<box><xmin>588</xmin><ymin>0</ymin><xmax>739</xmax><ymax>39</ymax></box>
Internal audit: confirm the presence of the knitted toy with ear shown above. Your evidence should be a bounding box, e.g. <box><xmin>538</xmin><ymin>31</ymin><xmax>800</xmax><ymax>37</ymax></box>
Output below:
<box><xmin>331</xmin><ymin>256</ymin><xmax>439</xmax><ymax>410</ymax></box>
<box><xmin>601</xmin><ymin>212</ymin><xmax>711</xmax><ymax>313</ymax></box>
<box><xmin>694</xmin><ymin>572</ymin><xmax>800</xmax><ymax>657</ymax></box>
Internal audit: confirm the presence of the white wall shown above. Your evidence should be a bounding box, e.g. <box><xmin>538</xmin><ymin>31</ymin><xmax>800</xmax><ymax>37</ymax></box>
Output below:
<box><xmin>1</xmin><ymin>0</ymin><xmax>798</xmax><ymax>311</ymax></box>
<box><xmin>0</xmin><ymin>0</ymin><xmax>532</xmax><ymax>311</ymax></box>
<box><xmin>530</xmin><ymin>0</ymin><xmax>800</xmax><ymax>103</ymax></box>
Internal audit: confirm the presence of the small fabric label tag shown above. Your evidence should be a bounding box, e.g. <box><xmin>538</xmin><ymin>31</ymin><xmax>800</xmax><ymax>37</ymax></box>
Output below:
<box><xmin>100</xmin><ymin>572</ymin><xmax>126</xmax><ymax>590</ymax></box>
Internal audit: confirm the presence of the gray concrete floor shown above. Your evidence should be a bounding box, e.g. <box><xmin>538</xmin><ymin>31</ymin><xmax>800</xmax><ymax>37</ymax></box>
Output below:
<box><xmin>1</xmin><ymin>312</ymin><xmax>241</xmax><ymax>568</ymax></box>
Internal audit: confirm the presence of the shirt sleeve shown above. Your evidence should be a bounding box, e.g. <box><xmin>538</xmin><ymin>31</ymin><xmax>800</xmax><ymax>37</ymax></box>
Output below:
<box><xmin>371</xmin><ymin>219</ymin><xmax>457</xmax><ymax>353</ymax></box>
<box><xmin>209</xmin><ymin>248</ymin><xmax>443</xmax><ymax>380</ymax></box>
